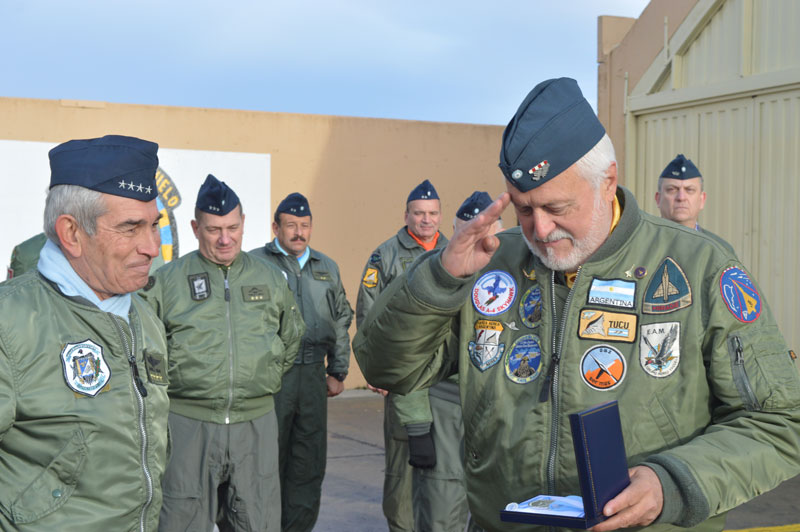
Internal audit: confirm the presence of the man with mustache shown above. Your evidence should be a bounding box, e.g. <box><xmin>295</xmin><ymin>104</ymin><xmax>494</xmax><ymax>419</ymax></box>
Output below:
<box><xmin>250</xmin><ymin>192</ymin><xmax>353</xmax><ymax>532</ymax></box>
<box><xmin>0</xmin><ymin>135</ymin><xmax>170</xmax><ymax>531</ymax></box>
<box><xmin>141</xmin><ymin>175</ymin><xmax>305</xmax><ymax>532</ymax></box>
<box><xmin>354</xmin><ymin>78</ymin><xmax>800</xmax><ymax>531</ymax></box>
<box><xmin>356</xmin><ymin>179</ymin><xmax>452</xmax><ymax>532</ymax></box>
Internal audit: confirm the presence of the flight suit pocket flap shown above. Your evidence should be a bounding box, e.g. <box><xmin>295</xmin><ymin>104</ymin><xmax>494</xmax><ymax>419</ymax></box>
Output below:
<box><xmin>9</xmin><ymin>429</ymin><xmax>87</xmax><ymax>524</ymax></box>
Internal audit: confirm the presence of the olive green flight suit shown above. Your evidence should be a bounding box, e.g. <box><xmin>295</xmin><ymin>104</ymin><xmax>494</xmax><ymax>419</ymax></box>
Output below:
<box><xmin>250</xmin><ymin>241</ymin><xmax>353</xmax><ymax>532</ymax></box>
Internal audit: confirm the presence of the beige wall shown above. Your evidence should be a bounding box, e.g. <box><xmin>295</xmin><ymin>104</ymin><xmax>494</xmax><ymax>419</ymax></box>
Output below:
<box><xmin>0</xmin><ymin>96</ymin><xmax>505</xmax><ymax>389</ymax></box>
<box><xmin>597</xmin><ymin>0</ymin><xmax>698</xmax><ymax>184</ymax></box>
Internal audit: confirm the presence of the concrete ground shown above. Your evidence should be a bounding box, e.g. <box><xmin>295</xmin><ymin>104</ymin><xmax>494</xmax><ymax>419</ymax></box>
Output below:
<box><xmin>317</xmin><ymin>390</ymin><xmax>800</xmax><ymax>532</ymax></box>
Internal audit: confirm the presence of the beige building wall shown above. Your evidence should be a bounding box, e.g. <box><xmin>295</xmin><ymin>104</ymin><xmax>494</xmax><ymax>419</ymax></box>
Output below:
<box><xmin>597</xmin><ymin>0</ymin><xmax>800</xmax><ymax>353</ymax></box>
<box><xmin>0</xmin><ymin>96</ymin><xmax>505</xmax><ymax>388</ymax></box>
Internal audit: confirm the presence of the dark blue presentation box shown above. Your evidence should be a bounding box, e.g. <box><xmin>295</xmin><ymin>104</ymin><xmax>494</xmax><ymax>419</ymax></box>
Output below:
<box><xmin>500</xmin><ymin>400</ymin><xmax>631</xmax><ymax>529</ymax></box>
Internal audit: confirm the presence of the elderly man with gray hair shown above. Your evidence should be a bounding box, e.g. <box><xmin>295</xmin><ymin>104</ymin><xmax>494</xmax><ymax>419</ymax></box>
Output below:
<box><xmin>0</xmin><ymin>135</ymin><xmax>170</xmax><ymax>531</ymax></box>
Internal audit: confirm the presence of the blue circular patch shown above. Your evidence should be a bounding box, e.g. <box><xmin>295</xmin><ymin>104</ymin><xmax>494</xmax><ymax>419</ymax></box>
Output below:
<box><xmin>580</xmin><ymin>344</ymin><xmax>626</xmax><ymax>391</ymax></box>
<box><xmin>472</xmin><ymin>270</ymin><xmax>517</xmax><ymax>316</ymax></box>
<box><xmin>505</xmin><ymin>334</ymin><xmax>542</xmax><ymax>384</ymax></box>
<box><xmin>519</xmin><ymin>286</ymin><xmax>543</xmax><ymax>328</ymax></box>
<box><xmin>719</xmin><ymin>267</ymin><xmax>762</xmax><ymax>323</ymax></box>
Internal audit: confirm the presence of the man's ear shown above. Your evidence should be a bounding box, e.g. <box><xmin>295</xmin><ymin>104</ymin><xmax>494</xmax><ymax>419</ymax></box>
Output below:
<box><xmin>603</xmin><ymin>161</ymin><xmax>619</xmax><ymax>202</ymax></box>
<box><xmin>54</xmin><ymin>214</ymin><xmax>83</xmax><ymax>259</ymax></box>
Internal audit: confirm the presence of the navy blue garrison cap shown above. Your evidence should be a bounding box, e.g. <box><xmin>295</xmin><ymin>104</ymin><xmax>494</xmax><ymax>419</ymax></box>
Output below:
<box><xmin>456</xmin><ymin>191</ymin><xmax>493</xmax><ymax>221</ymax></box>
<box><xmin>407</xmin><ymin>179</ymin><xmax>439</xmax><ymax>203</ymax></box>
<box><xmin>660</xmin><ymin>154</ymin><xmax>701</xmax><ymax>180</ymax></box>
<box><xmin>196</xmin><ymin>174</ymin><xmax>240</xmax><ymax>216</ymax></box>
<box><xmin>499</xmin><ymin>78</ymin><xmax>606</xmax><ymax>192</ymax></box>
<box><xmin>48</xmin><ymin>135</ymin><xmax>159</xmax><ymax>201</ymax></box>
<box><xmin>276</xmin><ymin>192</ymin><xmax>311</xmax><ymax>217</ymax></box>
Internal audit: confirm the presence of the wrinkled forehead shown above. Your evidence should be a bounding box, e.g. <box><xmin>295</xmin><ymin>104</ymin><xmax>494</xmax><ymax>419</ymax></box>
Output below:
<box><xmin>659</xmin><ymin>176</ymin><xmax>703</xmax><ymax>191</ymax></box>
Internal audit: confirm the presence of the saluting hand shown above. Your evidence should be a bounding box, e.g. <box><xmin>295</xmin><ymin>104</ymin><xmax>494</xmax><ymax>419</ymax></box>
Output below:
<box><xmin>441</xmin><ymin>193</ymin><xmax>511</xmax><ymax>278</ymax></box>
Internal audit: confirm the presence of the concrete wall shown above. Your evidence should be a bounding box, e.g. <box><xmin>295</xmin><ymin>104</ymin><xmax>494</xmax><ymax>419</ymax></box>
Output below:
<box><xmin>0</xmin><ymin>96</ymin><xmax>505</xmax><ymax>388</ymax></box>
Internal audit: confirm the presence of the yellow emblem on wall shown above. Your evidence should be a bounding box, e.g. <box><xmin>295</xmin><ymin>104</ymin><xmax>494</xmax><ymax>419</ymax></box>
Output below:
<box><xmin>362</xmin><ymin>267</ymin><xmax>379</xmax><ymax>288</ymax></box>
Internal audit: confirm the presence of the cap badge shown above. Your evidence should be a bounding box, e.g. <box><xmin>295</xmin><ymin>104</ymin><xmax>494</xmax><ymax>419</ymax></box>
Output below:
<box><xmin>529</xmin><ymin>160</ymin><xmax>550</xmax><ymax>181</ymax></box>
<box><xmin>512</xmin><ymin>169</ymin><xmax>523</xmax><ymax>180</ymax></box>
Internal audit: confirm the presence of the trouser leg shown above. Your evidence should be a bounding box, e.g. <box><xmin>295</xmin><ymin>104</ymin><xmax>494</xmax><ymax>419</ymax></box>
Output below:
<box><xmin>278</xmin><ymin>363</ymin><xmax>328</xmax><ymax>532</ymax></box>
<box><xmin>158</xmin><ymin>413</ymin><xmax>222</xmax><ymax>532</ymax></box>
<box><xmin>413</xmin><ymin>395</ymin><xmax>468</xmax><ymax>532</ymax></box>
<box><xmin>383</xmin><ymin>393</ymin><xmax>415</xmax><ymax>532</ymax></box>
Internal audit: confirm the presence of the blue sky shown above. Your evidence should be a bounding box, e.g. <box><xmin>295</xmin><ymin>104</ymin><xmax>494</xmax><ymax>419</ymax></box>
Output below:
<box><xmin>1</xmin><ymin>1</ymin><xmax>648</xmax><ymax>125</ymax></box>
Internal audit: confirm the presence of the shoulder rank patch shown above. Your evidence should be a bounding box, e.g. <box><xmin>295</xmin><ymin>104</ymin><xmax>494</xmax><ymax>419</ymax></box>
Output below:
<box><xmin>362</xmin><ymin>267</ymin><xmax>378</xmax><ymax>288</ymax></box>
<box><xmin>243</xmin><ymin>285</ymin><xmax>269</xmax><ymax>302</ymax></box>
<box><xmin>580</xmin><ymin>344</ymin><xmax>626</xmax><ymax>391</ymax></box>
<box><xmin>505</xmin><ymin>334</ymin><xmax>542</xmax><ymax>384</ymax></box>
<box><xmin>472</xmin><ymin>270</ymin><xmax>517</xmax><ymax>316</ymax></box>
<box><xmin>719</xmin><ymin>267</ymin><xmax>761</xmax><ymax>323</ymax></box>
<box><xmin>188</xmin><ymin>272</ymin><xmax>211</xmax><ymax>301</ymax></box>
<box><xmin>312</xmin><ymin>270</ymin><xmax>331</xmax><ymax>281</ymax></box>
<box><xmin>468</xmin><ymin>320</ymin><xmax>505</xmax><ymax>371</ymax></box>
<box><xmin>643</xmin><ymin>257</ymin><xmax>691</xmax><ymax>314</ymax></box>
<box><xmin>61</xmin><ymin>339</ymin><xmax>111</xmax><ymax>397</ymax></box>
<box><xmin>587</xmin><ymin>278</ymin><xmax>636</xmax><ymax>310</ymax></box>
<box><xmin>143</xmin><ymin>349</ymin><xmax>169</xmax><ymax>385</ymax></box>
<box><xmin>640</xmin><ymin>322</ymin><xmax>680</xmax><ymax>378</ymax></box>
<box><xmin>578</xmin><ymin>309</ymin><xmax>637</xmax><ymax>343</ymax></box>
<box><xmin>519</xmin><ymin>285</ymin><xmax>543</xmax><ymax>328</ymax></box>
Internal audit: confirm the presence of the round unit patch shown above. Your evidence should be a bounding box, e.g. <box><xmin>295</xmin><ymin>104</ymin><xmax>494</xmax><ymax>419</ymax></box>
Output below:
<box><xmin>472</xmin><ymin>270</ymin><xmax>517</xmax><ymax>316</ymax></box>
<box><xmin>580</xmin><ymin>344</ymin><xmax>626</xmax><ymax>391</ymax></box>
<box><xmin>519</xmin><ymin>286</ymin><xmax>543</xmax><ymax>328</ymax></box>
<box><xmin>60</xmin><ymin>339</ymin><xmax>111</xmax><ymax>397</ymax></box>
<box><xmin>719</xmin><ymin>267</ymin><xmax>762</xmax><ymax>323</ymax></box>
<box><xmin>505</xmin><ymin>334</ymin><xmax>542</xmax><ymax>384</ymax></box>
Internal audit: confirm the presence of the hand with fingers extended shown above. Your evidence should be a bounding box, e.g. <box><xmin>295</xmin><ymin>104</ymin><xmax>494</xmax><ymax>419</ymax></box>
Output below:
<box><xmin>441</xmin><ymin>193</ymin><xmax>511</xmax><ymax>278</ymax></box>
<box><xmin>590</xmin><ymin>466</ymin><xmax>663</xmax><ymax>531</ymax></box>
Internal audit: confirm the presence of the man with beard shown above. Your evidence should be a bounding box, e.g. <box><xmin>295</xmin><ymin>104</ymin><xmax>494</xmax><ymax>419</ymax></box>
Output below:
<box><xmin>655</xmin><ymin>154</ymin><xmax>735</xmax><ymax>254</ymax></box>
<box><xmin>250</xmin><ymin>192</ymin><xmax>353</xmax><ymax>532</ymax></box>
<box><xmin>141</xmin><ymin>175</ymin><xmax>304</xmax><ymax>532</ymax></box>
<box><xmin>353</xmin><ymin>78</ymin><xmax>800</xmax><ymax>531</ymax></box>
<box><xmin>356</xmin><ymin>179</ymin><xmax>450</xmax><ymax>532</ymax></box>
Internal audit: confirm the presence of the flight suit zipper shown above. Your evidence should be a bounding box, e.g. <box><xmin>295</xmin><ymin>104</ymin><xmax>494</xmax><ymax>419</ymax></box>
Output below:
<box><xmin>110</xmin><ymin>314</ymin><xmax>153</xmax><ymax>532</ymax></box>
<box><xmin>542</xmin><ymin>268</ymin><xmax>582</xmax><ymax>497</ymax></box>
<box><xmin>728</xmin><ymin>334</ymin><xmax>761</xmax><ymax>411</ymax></box>
<box><xmin>223</xmin><ymin>267</ymin><xmax>235</xmax><ymax>424</ymax></box>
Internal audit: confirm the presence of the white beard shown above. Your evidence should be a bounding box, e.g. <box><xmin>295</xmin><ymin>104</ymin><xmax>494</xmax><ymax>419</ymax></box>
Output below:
<box><xmin>523</xmin><ymin>192</ymin><xmax>611</xmax><ymax>272</ymax></box>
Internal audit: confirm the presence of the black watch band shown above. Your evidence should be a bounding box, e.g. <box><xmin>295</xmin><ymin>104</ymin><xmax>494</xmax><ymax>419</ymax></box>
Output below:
<box><xmin>330</xmin><ymin>372</ymin><xmax>346</xmax><ymax>382</ymax></box>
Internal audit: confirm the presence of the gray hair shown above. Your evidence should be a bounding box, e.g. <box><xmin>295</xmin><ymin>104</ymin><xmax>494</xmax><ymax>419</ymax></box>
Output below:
<box><xmin>575</xmin><ymin>134</ymin><xmax>617</xmax><ymax>190</ymax></box>
<box><xmin>43</xmin><ymin>185</ymin><xmax>108</xmax><ymax>241</ymax></box>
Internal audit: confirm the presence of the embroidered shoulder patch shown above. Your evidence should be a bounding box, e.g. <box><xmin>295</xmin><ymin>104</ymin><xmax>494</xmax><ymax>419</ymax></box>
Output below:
<box><xmin>468</xmin><ymin>320</ymin><xmax>505</xmax><ymax>371</ymax></box>
<box><xmin>472</xmin><ymin>270</ymin><xmax>517</xmax><ymax>316</ymax></box>
<box><xmin>586</xmin><ymin>278</ymin><xmax>636</xmax><ymax>310</ymax></box>
<box><xmin>640</xmin><ymin>322</ymin><xmax>680</xmax><ymax>378</ymax></box>
<box><xmin>369</xmin><ymin>253</ymin><xmax>381</xmax><ymax>265</ymax></box>
<box><xmin>61</xmin><ymin>339</ymin><xmax>111</xmax><ymax>397</ymax></box>
<box><xmin>643</xmin><ymin>257</ymin><xmax>692</xmax><ymax>314</ymax></box>
<box><xmin>242</xmin><ymin>285</ymin><xmax>269</xmax><ymax>302</ymax></box>
<box><xmin>580</xmin><ymin>344</ymin><xmax>626</xmax><ymax>391</ymax></box>
<box><xmin>578</xmin><ymin>309</ymin><xmax>637</xmax><ymax>343</ymax></box>
<box><xmin>362</xmin><ymin>267</ymin><xmax>378</xmax><ymax>288</ymax></box>
<box><xmin>505</xmin><ymin>334</ymin><xmax>542</xmax><ymax>384</ymax></box>
<box><xmin>719</xmin><ymin>267</ymin><xmax>761</xmax><ymax>323</ymax></box>
<box><xmin>519</xmin><ymin>285</ymin><xmax>542</xmax><ymax>328</ymax></box>
<box><xmin>188</xmin><ymin>272</ymin><xmax>211</xmax><ymax>301</ymax></box>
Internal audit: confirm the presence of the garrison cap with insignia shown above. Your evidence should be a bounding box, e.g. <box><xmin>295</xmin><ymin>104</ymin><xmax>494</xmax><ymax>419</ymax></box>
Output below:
<box><xmin>456</xmin><ymin>191</ymin><xmax>493</xmax><ymax>221</ymax></box>
<box><xmin>196</xmin><ymin>174</ymin><xmax>240</xmax><ymax>216</ymax></box>
<box><xmin>48</xmin><ymin>135</ymin><xmax>159</xmax><ymax>201</ymax></box>
<box><xmin>407</xmin><ymin>179</ymin><xmax>439</xmax><ymax>203</ymax></box>
<box><xmin>276</xmin><ymin>192</ymin><xmax>311</xmax><ymax>218</ymax></box>
<box><xmin>498</xmin><ymin>78</ymin><xmax>605</xmax><ymax>192</ymax></box>
<box><xmin>660</xmin><ymin>154</ymin><xmax>701</xmax><ymax>180</ymax></box>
